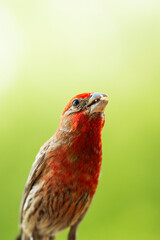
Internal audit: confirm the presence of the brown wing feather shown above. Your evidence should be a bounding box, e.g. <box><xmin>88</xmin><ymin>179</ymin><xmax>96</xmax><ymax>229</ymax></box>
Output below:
<box><xmin>20</xmin><ymin>137</ymin><xmax>53</xmax><ymax>223</ymax></box>
<box><xmin>19</xmin><ymin>134</ymin><xmax>91</xmax><ymax>238</ymax></box>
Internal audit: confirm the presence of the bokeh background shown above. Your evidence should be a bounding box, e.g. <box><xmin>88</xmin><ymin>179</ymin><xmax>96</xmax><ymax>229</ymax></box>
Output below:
<box><xmin>0</xmin><ymin>0</ymin><xmax>160</xmax><ymax>239</ymax></box>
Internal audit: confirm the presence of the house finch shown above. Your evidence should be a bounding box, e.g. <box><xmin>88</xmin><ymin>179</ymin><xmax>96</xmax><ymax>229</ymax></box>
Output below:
<box><xmin>16</xmin><ymin>92</ymin><xmax>109</xmax><ymax>240</ymax></box>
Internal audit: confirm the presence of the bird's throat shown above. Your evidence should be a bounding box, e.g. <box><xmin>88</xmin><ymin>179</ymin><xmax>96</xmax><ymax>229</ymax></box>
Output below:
<box><xmin>50</xmin><ymin>113</ymin><xmax>105</xmax><ymax>197</ymax></box>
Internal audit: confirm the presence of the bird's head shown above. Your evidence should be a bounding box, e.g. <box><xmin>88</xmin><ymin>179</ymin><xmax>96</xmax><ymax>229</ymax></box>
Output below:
<box><xmin>58</xmin><ymin>92</ymin><xmax>109</xmax><ymax>133</ymax></box>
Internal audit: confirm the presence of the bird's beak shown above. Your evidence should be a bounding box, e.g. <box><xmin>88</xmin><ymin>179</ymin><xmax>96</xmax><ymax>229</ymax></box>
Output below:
<box><xmin>87</xmin><ymin>93</ymin><xmax>109</xmax><ymax>114</ymax></box>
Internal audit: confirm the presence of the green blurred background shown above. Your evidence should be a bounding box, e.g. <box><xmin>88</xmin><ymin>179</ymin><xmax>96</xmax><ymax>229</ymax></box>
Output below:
<box><xmin>0</xmin><ymin>0</ymin><xmax>160</xmax><ymax>239</ymax></box>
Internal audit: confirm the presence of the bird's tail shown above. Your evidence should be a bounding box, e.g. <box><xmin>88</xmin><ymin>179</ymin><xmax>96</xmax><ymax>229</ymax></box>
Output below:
<box><xmin>15</xmin><ymin>234</ymin><xmax>21</xmax><ymax>240</ymax></box>
<box><xmin>15</xmin><ymin>232</ymin><xmax>54</xmax><ymax>240</ymax></box>
<box><xmin>15</xmin><ymin>232</ymin><xmax>30</xmax><ymax>240</ymax></box>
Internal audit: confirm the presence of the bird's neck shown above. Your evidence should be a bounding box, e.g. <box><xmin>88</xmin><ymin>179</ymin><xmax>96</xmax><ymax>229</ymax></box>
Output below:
<box><xmin>72</xmin><ymin>113</ymin><xmax>104</xmax><ymax>154</ymax></box>
<box><xmin>53</xmin><ymin>113</ymin><xmax>105</xmax><ymax>196</ymax></box>
<box><xmin>69</xmin><ymin>114</ymin><xmax>105</xmax><ymax>195</ymax></box>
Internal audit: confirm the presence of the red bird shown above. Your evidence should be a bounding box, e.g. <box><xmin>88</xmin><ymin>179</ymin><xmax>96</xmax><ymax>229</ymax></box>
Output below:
<box><xmin>16</xmin><ymin>92</ymin><xmax>109</xmax><ymax>240</ymax></box>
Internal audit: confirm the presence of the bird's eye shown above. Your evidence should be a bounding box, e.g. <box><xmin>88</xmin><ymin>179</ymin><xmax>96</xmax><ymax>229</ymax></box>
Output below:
<box><xmin>72</xmin><ymin>99</ymin><xmax>80</xmax><ymax>107</ymax></box>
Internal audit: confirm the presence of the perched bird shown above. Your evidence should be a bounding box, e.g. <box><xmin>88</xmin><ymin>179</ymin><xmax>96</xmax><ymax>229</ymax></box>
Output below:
<box><xmin>16</xmin><ymin>92</ymin><xmax>109</xmax><ymax>240</ymax></box>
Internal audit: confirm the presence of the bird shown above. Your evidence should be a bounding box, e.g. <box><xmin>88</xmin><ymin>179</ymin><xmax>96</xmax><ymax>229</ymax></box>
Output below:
<box><xmin>16</xmin><ymin>92</ymin><xmax>109</xmax><ymax>240</ymax></box>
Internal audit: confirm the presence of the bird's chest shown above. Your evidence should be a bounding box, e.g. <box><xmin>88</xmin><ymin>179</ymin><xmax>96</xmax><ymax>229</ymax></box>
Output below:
<box><xmin>71</xmin><ymin>134</ymin><xmax>102</xmax><ymax>196</ymax></box>
<box><xmin>52</xmin><ymin>149</ymin><xmax>102</xmax><ymax>199</ymax></box>
<box><xmin>50</xmin><ymin>133</ymin><xmax>102</xmax><ymax>197</ymax></box>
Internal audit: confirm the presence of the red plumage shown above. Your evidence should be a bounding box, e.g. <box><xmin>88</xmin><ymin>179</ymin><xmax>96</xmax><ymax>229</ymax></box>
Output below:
<box><xmin>16</xmin><ymin>92</ymin><xmax>109</xmax><ymax>240</ymax></box>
